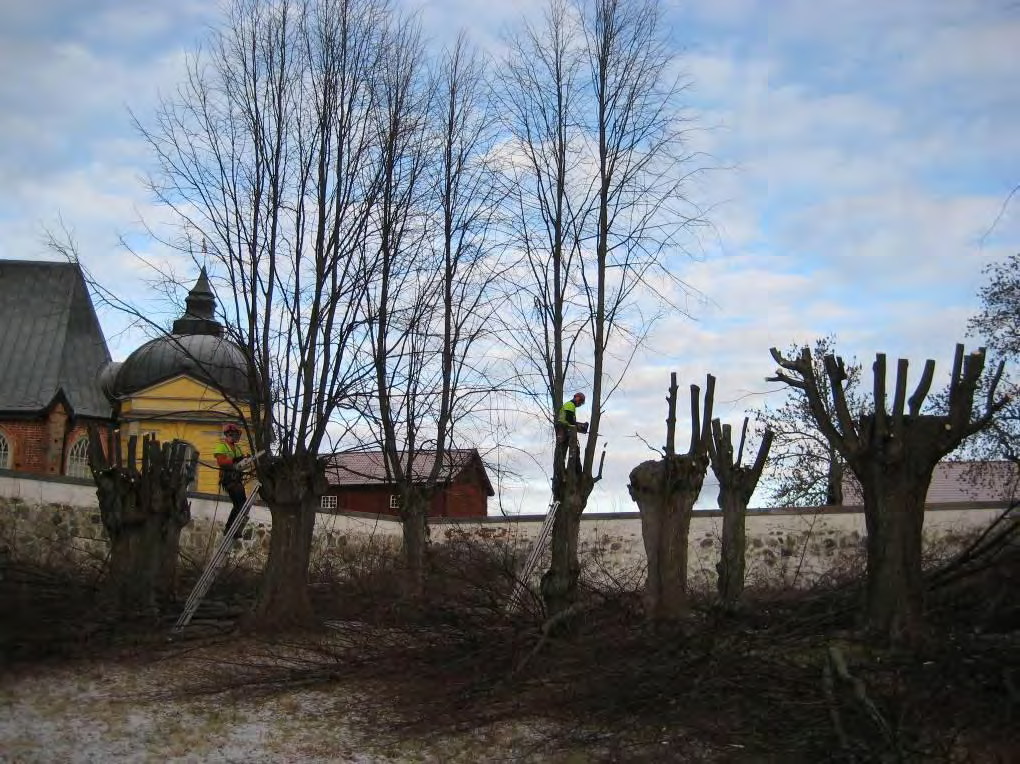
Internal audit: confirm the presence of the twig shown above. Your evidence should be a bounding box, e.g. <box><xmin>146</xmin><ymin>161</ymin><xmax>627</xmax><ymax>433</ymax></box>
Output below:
<box><xmin>827</xmin><ymin>644</ymin><xmax>898</xmax><ymax>759</ymax></box>
<box><xmin>512</xmin><ymin>601</ymin><xmax>590</xmax><ymax>677</ymax></box>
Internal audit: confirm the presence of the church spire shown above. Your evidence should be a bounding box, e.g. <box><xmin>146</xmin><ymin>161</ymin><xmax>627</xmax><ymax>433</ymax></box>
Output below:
<box><xmin>172</xmin><ymin>267</ymin><xmax>223</xmax><ymax>336</ymax></box>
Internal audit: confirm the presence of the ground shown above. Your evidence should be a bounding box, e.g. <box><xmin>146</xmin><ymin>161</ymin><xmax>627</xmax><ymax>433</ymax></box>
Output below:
<box><xmin>0</xmin><ymin>639</ymin><xmax>566</xmax><ymax>763</ymax></box>
<box><xmin>1</xmin><ymin>521</ymin><xmax>1018</xmax><ymax>763</ymax></box>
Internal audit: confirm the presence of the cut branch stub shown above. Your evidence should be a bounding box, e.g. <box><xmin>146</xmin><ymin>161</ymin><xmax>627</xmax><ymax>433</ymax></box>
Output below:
<box><xmin>695</xmin><ymin>374</ymin><xmax>716</xmax><ymax>456</ymax></box>
<box><xmin>688</xmin><ymin>383</ymin><xmax>701</xmax><ymax>455</ymax></box>
<box><xmin>709</xmin><ymin>417</ymin><xmax>774</xmax><ymax>504</ymax></box>
<box><xmin>665</xmin><ymin>371</ymin><xmax>678</xmax><ymax>456</ymax></box>
<box><xmin>908</xmin><ymin>359</ymin><xmax>936</xmax><ymax>416</ymax></box>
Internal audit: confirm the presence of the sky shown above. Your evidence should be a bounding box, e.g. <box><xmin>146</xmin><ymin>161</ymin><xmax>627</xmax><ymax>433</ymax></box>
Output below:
<box><xmin>1</xmin><ymin>0</ymin><xmax>1018</xmax><ymax>514</ymax></box>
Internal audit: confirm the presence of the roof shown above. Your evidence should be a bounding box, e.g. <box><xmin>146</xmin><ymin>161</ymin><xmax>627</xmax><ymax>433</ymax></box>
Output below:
<box><xmin>325</xmin><ymin>449</ymin><xmax>495</xmax><ymax>496</ymax></box>
<box><xmin>843</xmin><ymin>460</ymin><xmax>1019</xmax><ymax>505</ymax></box>
<box><xmin>109</xmin><ymin>269</ymin><xmax>251</xmax><ymax>400</ymax></box>
<box><xmin>0</xmin><ymin>260</ymin><xmax>113</xmax><ymax>418</ymax></box>
<box><xmin>111</xmin><ymin>333</ymin><xmax>250</xmax><ymax>400</ymax></box>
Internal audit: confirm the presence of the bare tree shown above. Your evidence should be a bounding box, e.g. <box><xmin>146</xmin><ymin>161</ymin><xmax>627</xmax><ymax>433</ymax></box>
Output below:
<box><xmin>363</xmin><ymin>26</ymin><xmax>504</xmax><ymax>594</ymax></box>
<box><xmin>138</xmin><ymin>0</ymin><xmax>392</xmax><ymax>629</ymax></box>
<box><xmin>755</xmin><ymin>336</ymin><xmax>865</xmax><ymax>507</ymax></box>
<box><xmin>708</xmin><ymin>417</ymin><xmax>772</xmax><ymax>606</ymax></box>
<box><xmin>768</xmin><ymin>343</ymin><xmax>1007</xmax><ymax>642</ymax></box>
<box><xmin>965</xmin><ymin>253</ymin><xmax>1020</xmax><ymax>462</ymax></box>
<box><xmin>628</xmin><ymin>373</ymin><xmax>714</xmax><ymax>621</ymax></box>
<box><xmin>499</xmin><ymin>0</ymin><xmax>700</xmax><ymax>616</ymax></box>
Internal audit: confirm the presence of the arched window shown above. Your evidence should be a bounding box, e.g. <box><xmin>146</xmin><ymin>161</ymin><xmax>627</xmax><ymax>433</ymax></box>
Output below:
<box><xmin>66</xmin><ymin>436</ymin><xmax>91</xmax><ymax>479</ymax></box>
<box><xmin>0</xmin><ymin>431</ymin><xmax>10</xmax><ymax>470</ymax></box>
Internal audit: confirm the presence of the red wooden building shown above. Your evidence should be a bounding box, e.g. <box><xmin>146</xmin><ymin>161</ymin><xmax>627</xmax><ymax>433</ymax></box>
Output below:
<box><xmin>321</xmin><ymin>450</ymin><xmax>494</xmax><ymax>518</ymax></box>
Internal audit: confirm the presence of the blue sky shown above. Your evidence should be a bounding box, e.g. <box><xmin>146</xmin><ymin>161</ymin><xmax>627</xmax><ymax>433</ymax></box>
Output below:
<box><xmin>1</xmin><ymin>0</ymin><xmax>1018</xmax><ymax>512</ymax></box>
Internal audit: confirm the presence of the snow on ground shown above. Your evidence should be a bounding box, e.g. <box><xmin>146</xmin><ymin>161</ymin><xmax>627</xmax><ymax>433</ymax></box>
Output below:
<box><xmin>0</xmin><ymin>643</ymin><xmax>554</xmax><ymax>763</ymax></box>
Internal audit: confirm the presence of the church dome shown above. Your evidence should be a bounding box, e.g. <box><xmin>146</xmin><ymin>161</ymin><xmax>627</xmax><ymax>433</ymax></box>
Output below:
<box><xmin>111</xmin><ymin>334</ymin><xmax>250</xmax><ymax>399</ymax></box>
<box><xmin>98</xmin><ymin>361</ymin><xmax>122</xmax><ymax>400</ymax></box>
<box><xmin>109</xmin><ymin>268</ymin><xmax>251</xmax><ymax>400</ymax></box>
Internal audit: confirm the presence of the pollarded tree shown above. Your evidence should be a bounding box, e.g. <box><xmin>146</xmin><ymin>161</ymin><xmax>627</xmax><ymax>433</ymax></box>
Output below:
<box><xmin>755</xmin><ymin>336</ymin><xmax>865</xmax><ymax>507</ymax></box>
<box><xmin>87</xmin><ymin>428</ymin><xmax>196</xmax><ymax>614</ymax></box>
<box><xmin>499</xmin><ymin>0</ymin><xmax>702</xmax><ymax>616</ymax></box>
<box><xmin>768</xmin><ymin>343</ymin><xmax>1007</xmax><ymax>642</ymax></box>
<box><xmin>708</xmin><ymin>417</ymin><xmax>773</xmax><ymax>606</ymax></box>
<box><xmin>628</xmin><ymin>373</ymin><xmax>715</xmax><ymax>621</ymax></box>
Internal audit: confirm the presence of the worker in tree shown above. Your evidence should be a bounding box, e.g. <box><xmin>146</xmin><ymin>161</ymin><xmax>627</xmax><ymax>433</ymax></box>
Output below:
<box><xmin>555</xmin><ymin>392</ymin><xmax>588</xmax><ymax>476</ymax></box>
<box><xmin>214</xmin><ymin>423</ymin><xmax>248</xmax><ymax>538</ymax></box>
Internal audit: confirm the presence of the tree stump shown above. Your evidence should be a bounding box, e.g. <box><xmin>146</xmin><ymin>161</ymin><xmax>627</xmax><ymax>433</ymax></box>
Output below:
<box><xmin>708</xmin><ymin>418</ymin><xmax>773</xmax><ymax>607</ymax></box>
<box><xmin>628</xmin><ymin>373</ymin><xmax>715</xmax><ymax>621</ymax></box>
<box><xmin>88</xmin><ymin>427</ymin><xmax>196</xmax><ymax>615</ymax></box>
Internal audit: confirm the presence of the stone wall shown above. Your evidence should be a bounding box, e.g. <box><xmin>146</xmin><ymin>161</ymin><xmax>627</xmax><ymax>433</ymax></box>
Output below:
<box><xmin>2</xmin><ymin>468</ymin><xmax>1008</xmax><ymax>591</ymax></box>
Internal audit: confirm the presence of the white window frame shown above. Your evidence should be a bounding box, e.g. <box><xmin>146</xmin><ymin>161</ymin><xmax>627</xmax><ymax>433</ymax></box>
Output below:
<box><xmin>389</xmin><ymin>494</ymin><xmax>401</xmax><ymax>510</ymax></box>
<box><xmin>320</xmin><ymin>495</ymin><xmax>338</xmax><ymax>511</ymax></box>
<box><xmin>0</xmin><ymin>430</ymin><xmax>10</xmax><ymax>470</ymax></box>
<box><xmin>66</xmin><ymin>436</ymin><xmax>91</xmax><ymax>479</ymax></box>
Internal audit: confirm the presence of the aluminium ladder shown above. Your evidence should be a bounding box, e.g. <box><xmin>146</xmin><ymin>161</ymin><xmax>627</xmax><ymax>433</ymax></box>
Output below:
<box><xmin>505</xmin><ymin>498</ymin><xmax>560</xmax><ymax>614</ymax></box>
<box><xmin>171</xmin><ymin>483</ymin><xmax>260</xmax><ymax>634</ymax></box>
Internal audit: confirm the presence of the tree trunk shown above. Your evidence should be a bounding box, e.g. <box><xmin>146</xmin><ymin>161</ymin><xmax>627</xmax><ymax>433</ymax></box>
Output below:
<box><xmin>155</xmin><ymin>523</ymin><xmax>184</xmax><ymax>605</ymax></box>
<box><xmin>103</xmin><ymin>505</ymin><xmax>164</xmax><ymax>615</ymax></box>
<box><xmin>716</xmin><ymin>489</ymin><xmax>747</xmax><ymax>606</ymax></box>
<box><xmin>653</xmin><ymin>489</ymin><xmax>695</xmax><ymax>619</ymax></box>
<box><xmin>91</xmin><ymin>434</ymin><xmax>194</xmax><ymax>616</ymax></box>
<box><xmin>541</xmin><ymin>482</ymin><xmax>585</xmax><ymax>616</ymax></box>
<box><xmin>401</xmin><ymin>492</ymin><xmax>430</xmax><ymax>599</ymax></box>
<box><xmin>860</xmin><ymin>474</ymin><xmax>930</xmax><ymax>643</ymax></box>
<box><xmin>249</xmin><ymin>454</ymin><xmax>326</xmax><ymax>631</ymax></box>
<box><xmin>629</xmin><ymin>457</ymin><xmax>705</xmax><ymax>621</ymax></box>
<box><xmin>155</xmin><ymin>492</ymin><xmax>191</xmax><ymax>605</ymax></box>
<box><xmin>826</xmin><ymin>447</ymin><xmax>844</xmax><ymax>505</ymax></box>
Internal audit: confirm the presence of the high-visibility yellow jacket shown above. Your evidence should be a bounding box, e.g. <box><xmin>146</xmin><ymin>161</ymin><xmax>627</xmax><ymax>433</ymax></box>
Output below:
<box><xmin>213</xmin><ymin>439</ymin><xmax>245</xmax><ymax>486</ymax></box>
<box><xmin>557</xmin><ymin>400</ymin><xmax>577</xmax><ymax>428</ymax></box>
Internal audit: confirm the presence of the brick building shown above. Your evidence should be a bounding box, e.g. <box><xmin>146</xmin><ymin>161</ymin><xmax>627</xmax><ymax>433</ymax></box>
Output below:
<box><xmin>0</xmin><ymin>260</ymin><xmax>491</xmax><ymax>514</ymax></box>
<box><xmin>0</xmin><ymin>261</ymin><xmax>114</xmax><ymax>477</ymax></box>
<box><xmin>322</xmin><ymin>450</ymin><xmax>494</xmax><ymax>518</ymax></box>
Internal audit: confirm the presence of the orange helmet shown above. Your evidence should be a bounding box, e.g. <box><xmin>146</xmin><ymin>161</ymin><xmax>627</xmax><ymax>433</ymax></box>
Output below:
<box><xmin>573</xmin><ymin>392</ymin><xmax>586</xmax><ymax>405</ymax></box>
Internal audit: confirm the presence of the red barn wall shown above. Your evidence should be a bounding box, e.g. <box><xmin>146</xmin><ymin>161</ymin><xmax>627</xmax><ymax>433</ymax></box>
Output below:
<box><xmin>324</xmin><ymin>476</ymin><xmax>488</xmax><ymax>518</ymax></box>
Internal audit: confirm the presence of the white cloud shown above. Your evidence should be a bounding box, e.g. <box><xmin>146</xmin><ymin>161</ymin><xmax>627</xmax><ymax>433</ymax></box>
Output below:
<box><xmin>2</xmin><ymin>0</ymin><xmax>1018</xmax><ymax>515</ymax></box>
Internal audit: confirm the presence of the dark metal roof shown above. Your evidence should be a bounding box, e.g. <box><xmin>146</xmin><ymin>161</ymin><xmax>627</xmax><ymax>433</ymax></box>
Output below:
<box><xmin>108</xmin><ymin>269</ymin><xmax>251</xmax><ymax>400</ymax></box>
<box><xmin>0</xmin><ymin>259</ymin><xmax>113</xmax><ymax>418</ymax></box>
<box><xmin>110</xmin><ymin>333</ymin><xmax>251</xmax><ymax>400</ymax></box>
<box><xmin>171</xmin><ymin>266</ymin><xmax>223</xmax><ymax>336</ymax></box>
<box><xmin>325</xmin><ymin>449</ymin><xmax>495</xmax><ymax>496</ymax></box>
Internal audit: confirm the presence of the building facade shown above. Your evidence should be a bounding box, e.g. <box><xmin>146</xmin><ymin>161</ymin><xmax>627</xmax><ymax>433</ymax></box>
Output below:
<box><xmin>322</xmin><ymin>450</ymin><xmax>493</xmax><ymax>518</ymax></box>
<box><xmin>102</xmin><ymin>268</ymin><xmax>254</xmax><ymax>494</ymax></box>
<box><xmin>0</xmin><ymin>260</ymin><xmax>253</xmax><ymax>495</ymax></box>
<box><xmin>0</xmin><ymin>261</ymin><xmax>114</xmax><ymax>479</ymax></box>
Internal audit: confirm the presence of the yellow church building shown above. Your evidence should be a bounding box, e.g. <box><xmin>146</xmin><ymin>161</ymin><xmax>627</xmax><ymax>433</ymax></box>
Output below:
<box><xmin>100</xmin><ymin>269</ymin><xmax>254</xmax><ymax>494</ymax></box>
